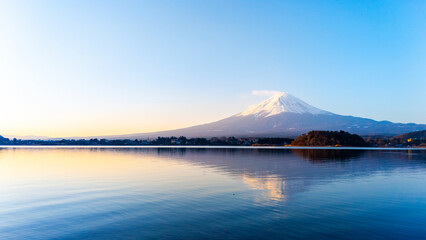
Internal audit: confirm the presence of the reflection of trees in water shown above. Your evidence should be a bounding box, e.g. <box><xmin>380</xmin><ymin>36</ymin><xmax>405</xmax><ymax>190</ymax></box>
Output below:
<box><xmin>86</xmin><ymin>147</ymin><xmax>365</xmax><ymax>163</ymax></box>
<box><xmin>292</xmin><ymin>149</ymin><xmax>364</xmax><ymax>162</ymax></box>
<box><xmin>152</xmin><ymin>147</ymin><xmax>295</xmax><ymax>158</ymax></box>
<box><xmin>85</xmin><ymin>147</ymin><xmax>294</xmax><ymax>159</ymax></box>
<box><xmin>85</xmin><ymin>147</ymin><xmax>425</xmax><ymax>163</ymax></box>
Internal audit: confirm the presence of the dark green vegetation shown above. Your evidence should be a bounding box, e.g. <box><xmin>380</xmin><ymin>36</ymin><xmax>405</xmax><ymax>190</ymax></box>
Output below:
<box><xmin>291</xmin><ymin>131</ymin><xmax>368</xmax><ymax>147</ymax></box>
<box><xmin>366</xmin><ymin>130</ymin><xmax>426</xmax><ymax>148</ymax></box>
<box><xmin>253</xmin><ymin>137</ymin><xmax>293</xmax><ymax>146</ymax></box>
<box><xmin>0</xmin><ymin>135</ymin><xmax>290</xmax><ymax>146</ymax></box>
<box><xmin>0</xmin><ymin>130</ymin><xmax>425</xmax><ymax>147</ymax></box>
<box><xmin>393</xmin><ymin>130</ymin><xmax>426</xmax><ymax>141</ymax></box>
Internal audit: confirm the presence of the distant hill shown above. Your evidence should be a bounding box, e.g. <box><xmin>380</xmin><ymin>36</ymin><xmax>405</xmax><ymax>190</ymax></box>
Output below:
<box><xmin>391</xmin><ymin>130</ymin><xmax>426</xmax><ymax>140</ymax></box>
<box><xmin>0</xmin><ymin>135</ymin><xmax>9</xmax><ymax>144</ymax></box>
<box><xmin>3</xmin><ymin>135</ymin><xmax>51</xmax><ymax>140</ymax></box>
<box><xmin>291</xmin><ymin>131</ymin><xmax>369</xmax><ymax>147</ymax></box>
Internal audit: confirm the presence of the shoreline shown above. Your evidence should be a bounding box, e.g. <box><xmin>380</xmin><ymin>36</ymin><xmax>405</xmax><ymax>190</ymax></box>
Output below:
<box><xmin>0</xmin><ymin>145</ymin><xmax>425</xmax><ymax>150</ymax></box>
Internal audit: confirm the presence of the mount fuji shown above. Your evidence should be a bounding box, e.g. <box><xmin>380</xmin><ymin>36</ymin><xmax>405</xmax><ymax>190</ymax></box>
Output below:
<box><xmin>107</xmin><ymin>92</ymin><xmax>425</xmax><ymax>139</ymax></box>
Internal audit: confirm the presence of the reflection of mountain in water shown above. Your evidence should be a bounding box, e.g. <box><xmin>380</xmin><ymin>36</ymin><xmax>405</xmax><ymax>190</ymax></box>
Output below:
<box><xmin>241</xmin><ymin>174</ymin><xmax>286</xmax><ymax>201</ymax></box>
<box><xmin>168</xmin><ymin>148</ymin><xmax>425</xmax><ymax>199</ymax></box>
<box><xmin>81</xmin><ymin>148</ymin><xmax>426</xmax><ymax>201</ymax></box>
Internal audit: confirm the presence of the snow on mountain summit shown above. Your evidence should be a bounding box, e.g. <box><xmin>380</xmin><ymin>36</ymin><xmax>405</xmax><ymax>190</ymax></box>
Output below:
<box><xmin>237</xmin><ymin>92</ymin><xmax>330</xmax><ymax>118</ymax></box>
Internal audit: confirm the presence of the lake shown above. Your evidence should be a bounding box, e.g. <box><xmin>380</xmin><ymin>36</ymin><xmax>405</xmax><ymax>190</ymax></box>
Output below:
<box><xmin>1</xmin><ymin>147</ymin><xmax>425</xmax><ymax>239</ymax></box>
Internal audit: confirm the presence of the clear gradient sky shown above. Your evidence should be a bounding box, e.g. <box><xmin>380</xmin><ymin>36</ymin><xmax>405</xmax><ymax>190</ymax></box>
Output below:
<box><xmin>1</xmin><ymin>0</ymin><xmax>425</xmax><ymax>138</ymax></box>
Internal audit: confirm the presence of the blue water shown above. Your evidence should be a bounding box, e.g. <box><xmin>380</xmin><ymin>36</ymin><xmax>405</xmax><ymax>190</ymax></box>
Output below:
<box><xmin>0</xmin><ymin>147</ymin><xmax>425</xmax><ymax>239</ymax></box>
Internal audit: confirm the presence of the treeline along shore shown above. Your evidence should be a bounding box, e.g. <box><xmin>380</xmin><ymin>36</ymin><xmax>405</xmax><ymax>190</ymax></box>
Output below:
<box><xmin>0</xmin><ymin>130</ymin><xmax>425</xmax><ymax>148</ymax></box>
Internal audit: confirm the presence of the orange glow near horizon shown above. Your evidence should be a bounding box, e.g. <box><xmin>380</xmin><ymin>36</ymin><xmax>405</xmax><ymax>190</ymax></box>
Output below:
<box><xmin>0</xmin><ymin>148</ymin><xmax>231</xmax><ymax>186</ymax></box>
<box><xmin>1</xmin><ymin>119</ymin><xmax>208</xmax><ymax>138</ymax></box>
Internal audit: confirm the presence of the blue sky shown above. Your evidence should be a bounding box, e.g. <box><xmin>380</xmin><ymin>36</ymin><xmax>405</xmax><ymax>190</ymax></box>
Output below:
<box><xmin>1</xmin><ymin>0</ymin><xmax>425</xmax><ymax>137</ymax></box>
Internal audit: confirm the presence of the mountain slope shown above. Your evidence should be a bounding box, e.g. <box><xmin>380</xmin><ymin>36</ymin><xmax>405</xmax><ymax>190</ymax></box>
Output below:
<box><xmin>100</xmin><ymin>92</ymin><xmax>426</xmax><ymax>139</ymax></box>
<box><xmin>391</xmin><ymin>130</ymin><xmax>426</xmax><ymax>140</ymax></box>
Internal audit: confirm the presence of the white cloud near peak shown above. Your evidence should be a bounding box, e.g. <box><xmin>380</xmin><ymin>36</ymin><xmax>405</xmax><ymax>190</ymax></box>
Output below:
<box><xmin>251</xmin><ymin>90</ymin><xmax>283</xmax><ymax>96</ymax></box>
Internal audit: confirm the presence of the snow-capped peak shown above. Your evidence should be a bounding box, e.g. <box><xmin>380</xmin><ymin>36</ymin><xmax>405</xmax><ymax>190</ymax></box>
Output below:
<box><xmin>237</xmin><ymin>92</ymin><xmax>329</xmax><ymax>118</ymax></box>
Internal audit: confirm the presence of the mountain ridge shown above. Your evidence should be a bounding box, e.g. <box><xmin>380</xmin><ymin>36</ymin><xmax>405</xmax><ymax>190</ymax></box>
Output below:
<box><xmin>85</xmin><ymin>92</ymin><xmax>425</xmax><ymax>139</ymax></box>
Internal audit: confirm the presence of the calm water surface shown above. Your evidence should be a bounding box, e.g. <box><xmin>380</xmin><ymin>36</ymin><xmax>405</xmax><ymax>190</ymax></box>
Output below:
<box><xmin>0</xmin><ymin>147</ymin><xmax>425</xmax><ymax>239</ymax></box>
